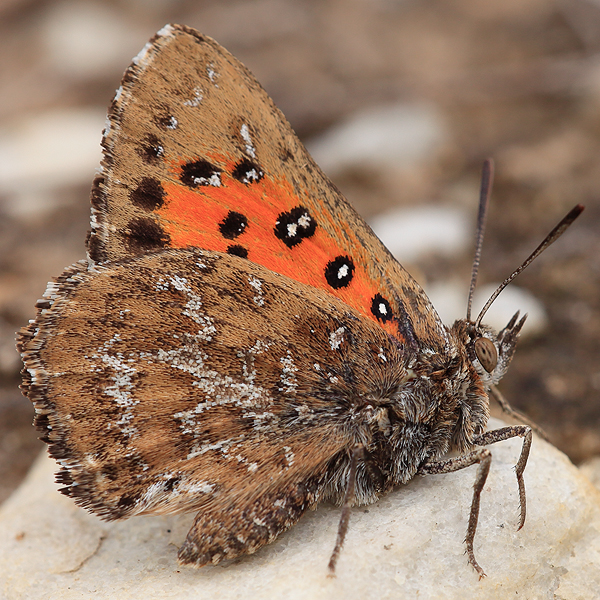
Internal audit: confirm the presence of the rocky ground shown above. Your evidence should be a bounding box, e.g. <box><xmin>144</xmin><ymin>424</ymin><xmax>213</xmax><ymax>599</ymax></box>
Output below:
<box><xmin>0</xmin><ymin>0</ymin><xmax>599</xmax><ymax>508</ymax></box>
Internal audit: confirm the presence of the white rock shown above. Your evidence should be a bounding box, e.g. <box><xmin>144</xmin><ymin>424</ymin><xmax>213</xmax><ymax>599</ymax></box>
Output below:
<box><xmin>1</xmin><ymin>419</ymin><xmax>599</xmax><ymax>599</ymax></box>
<box><xmin>306</xmin><ymin>103</ymin><xmax>446</xmax><ymax>173</ymax></box>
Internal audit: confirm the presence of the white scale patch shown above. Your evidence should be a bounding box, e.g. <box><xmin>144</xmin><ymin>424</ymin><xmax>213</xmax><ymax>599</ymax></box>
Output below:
<box><xmin>295</xmin><ymin>404</ymin><xmax>313</xmax><ymax>419</ymax></box>
<box><xmin>248</xmin><ymin>276</ymin><xmax>265</xmax><ymax>307</ymax></box>
<box><xmin>191</xmin><ymin>438</ymin><xmax>235</xmax><ymax>457</ymax></box>
<box><xmin>207</xmin><ymin>63</ymin><xmax>220</xmax><ymax>86</ymax></box>
<box><xmin>280</xmin><ymin>351</ymin><xmax>298</xmax><ymax>394</ymax></box>
<box><xmin>329</xmin><ymin>327</ymin><xmax>346</xmax><ymax>350</ymax></box>
<box><xmin>378</xmin><ymin>348</ymin><xmax>387</xmax><ymax>362</ymax></box>
<box><xmin>298</xmin><ymin>214</ymin><xmax>311</xmax><ymax>228</ymax></box>
<box><xmin>240</xmin><ymin>124</ymin><xmax>257</xmax><ymax>158</ymax></box>
<box><xmin>184</xmin><ymin>87</ymin><xmax>204</xmax><ymax>107</ymax></box>
<box><xmin>235</xmin><ymin>453</ymin><xmax>259</xmax><ymax>474</ymax></box>
<box><xmin>103</xmin><ymin>115</ymin><xmax>112</xmax><ymax>138</ymax></box>
<box><xmin>286</xmin><ymin>213</ymin><xmax>311</xmax><ymax>239</ymax></box>
<box><xmin>136</xmin><ymin>474</ymin><xmax>216</xmax><ymax>513</ymax></box>
<box><xmin>241</xmin><ymin>168</ymin><xmax>261</xmax><ymax>183</ymax></box>
<box><xmin>239</xmin><ymin>339</ymin><xmax>273</xmax><ymax>385</ymax></box>
<box><xmin>193</xmin><ymin>172</ymin><xmax>221</xmax><ymax>187</ymax></box>
<box><xmin>131</xmin><ymin>37</ymin><xmax>156</xmax><ymax>67</ymax></box>
<box><xmin>242</xmin><ymin>410</ymin><xmax>277</xmax><ymax>434</ymax></box>
<box><xmin>91</xmin><ymin>334</ymin><xmax>139</xmax><ymax>438</ymax></box>
<box><xmin>163</xmin><ymin>275</ymin><xmax>216</xmax><ymax>340</ymax></box>
<box><xmin>377</xmin><ymin>302</ymin><xmax>388</xmax><ymax>316</ymax></box>
<box><xmin>166</xmin><ymin>116</ymin><xmax>178</xmax><ymax>130</ymax></box>
<box><xmin>109</xmin><ymin>270</ymin><xmax>278</xmax><ymax>459</ymax></box>
<box><xmin>178</xmin><ymin>479</ymin><xmax>215</xmax><ymax>495</ymax></box>
<box><xmin>42</xmin><ymin>281</ymin><xmax>62</xmax><ymax>303</ymax></box>
<box><xmin>283</xmin><ymin>445</ymin><xmax>295</xmax><ymax>467</ymax></box>
<box><xmin>168</xmin><ymin>340</ymin><xmax>275</xmax><ymax>458</ymax></box>
<box><xmin>337</xmin><ymin>264</ymin><xmax>349</xmax><ymax>279</ymax></box>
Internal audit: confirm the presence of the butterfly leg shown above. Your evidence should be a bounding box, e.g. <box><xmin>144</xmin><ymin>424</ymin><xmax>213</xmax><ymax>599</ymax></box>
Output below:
<box><xmin>419</xmin><ymin>424</ymin><xmax>532</xmax><ymax>578</ymax></box>
<box><xmin>472</xmin><ymin>424</ymin><xmax>532</xmax><ymax>531</ymax></box>
<box><xmin>328</xmin><ymin>445</ymin><xmax>364</xmax><ymax>576</ymax></box>
<box><xmin>419</xmin><ymin>448</ymin><xmax>492</xmax><ymax>578</ymax></box>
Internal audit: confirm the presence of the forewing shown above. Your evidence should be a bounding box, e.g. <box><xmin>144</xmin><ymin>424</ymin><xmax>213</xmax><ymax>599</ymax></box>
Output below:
<box><xmin>89</xmin><ymin>23</ymin><xmax>448</xmax><ymax>352</ymax></box>
<box><xmin>18</xmin><ymin>250</ymin><xmax>410</xmax><ymax>522</ymax></box>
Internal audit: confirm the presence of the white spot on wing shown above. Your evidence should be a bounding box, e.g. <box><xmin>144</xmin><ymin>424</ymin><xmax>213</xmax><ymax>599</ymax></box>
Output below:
<box><xmin>283</xmin><ymin>446</ymin><xmax>295</xmax><ymax>467</ymax></box>
<box><xmin>280</xmin><ymin>351</ymin><xmax>298</xmax><ymax>394</ymax></box>
<box><xmin>240</xmin><ymin>124</ymin><xmax>257</xmax><ymax>158</ymax></box>
<box><xmin>207</xmin><ymin>64</ymin><xmax>220</xmax><ymax>86</ymax></box>
<box><xmin>90</xmin><ymin>334</ymin><xmax>139</xmax><ymax>438</ymax></box>
<box><xmin>193</xmin><ymin>172</ymin><xmax>220</xmax><ymax>187</ymax></box>
<box><xmin>184</xmin><ymin>87</ymin><xmax>203</xmax><ymax>107</ymax></box>
<box><xmin>248</xmin><ymin>276</ymin><xmax>264</xmax><ymax>307</ymax></box>
<box><xmin>330</xmin><ymin>327</ymin><xmax>345</xmax><ymax>350</ymax></box>
<box><xmin>298</xmin><ymin>214</ymin><xmax>311</xmax><ymax>228</ymax></box>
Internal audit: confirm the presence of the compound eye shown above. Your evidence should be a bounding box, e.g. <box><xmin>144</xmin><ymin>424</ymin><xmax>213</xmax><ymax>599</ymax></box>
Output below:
<box><xmin>474</xmin><ymin>337</ymin><xmax>498</xmax><ymax>373</ymax></box>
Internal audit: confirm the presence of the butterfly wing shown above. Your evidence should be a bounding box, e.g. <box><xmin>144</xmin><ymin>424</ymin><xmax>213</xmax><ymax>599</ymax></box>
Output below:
<box><xmin>18</xmin><ymin>249</ymin><xmax>415</xmax><ymax>564</ymax></box>
<box><xmin>19</xmin><ymin>251</ymin><xmax>413</xmax><ymax>516</ymax></box>
<box><xmin>89</xmin><ymin>24</ymin><xmax>448</xmax><ymax>353</ymax></box>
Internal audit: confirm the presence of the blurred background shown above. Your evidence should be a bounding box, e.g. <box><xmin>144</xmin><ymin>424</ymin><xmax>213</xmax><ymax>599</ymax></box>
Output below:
<box><xmin>0</xmin><ymin>0</ymin><xmax>598</xmax><ymax>504</ymax></box>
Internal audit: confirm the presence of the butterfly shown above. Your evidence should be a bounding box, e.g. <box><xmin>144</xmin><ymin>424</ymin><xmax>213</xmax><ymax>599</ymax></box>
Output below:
<box><xmin>17</xmin><ymin>24</ymin><xmax>583</xmax><ymax>577</ymax></box>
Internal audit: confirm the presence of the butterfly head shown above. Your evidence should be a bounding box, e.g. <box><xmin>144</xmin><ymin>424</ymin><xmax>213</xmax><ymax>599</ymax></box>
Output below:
<box><xmin>463</xmin><ymin>311</ymin><xmax>527</xmax><ymax>388</ymax></box>
<box><xmin>441</xmin><ymin>311</ymin><xmax>525</xmax><ymax>452</ymax></box>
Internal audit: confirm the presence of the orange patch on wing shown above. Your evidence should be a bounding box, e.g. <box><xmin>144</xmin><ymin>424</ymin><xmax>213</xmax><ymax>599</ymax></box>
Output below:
<box><xmin>156</xmin><ymin>169</ymin><xmax>400</xmax><ymax>339</ymax></box>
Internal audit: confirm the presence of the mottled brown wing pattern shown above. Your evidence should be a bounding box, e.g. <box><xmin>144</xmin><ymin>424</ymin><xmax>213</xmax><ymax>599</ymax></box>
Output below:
<box><xmin>89</xmin><ymin>24</ymin><xmax>448</xmax><ymax>352</ymax></box>
<box><xmin>19</xmin><ymin>249</ymin><xmax>415</xmax><ymax>564</ymax></box>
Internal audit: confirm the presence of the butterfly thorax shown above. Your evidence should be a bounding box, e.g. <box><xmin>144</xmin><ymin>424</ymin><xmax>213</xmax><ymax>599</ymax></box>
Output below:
<box><xmin>320</xmin><ymin>330</ymin><xmax>489</xmax><ymax>506</ymax></box>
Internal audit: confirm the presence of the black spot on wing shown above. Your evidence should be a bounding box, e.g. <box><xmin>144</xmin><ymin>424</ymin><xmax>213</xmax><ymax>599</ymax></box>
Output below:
<box><xmin>138</xmin><ymin>134</ymin><xmax>165</xmax><ymax>164</ymax></box>
<box><xmin>130</xmin><ymin>178</ymin><xmax>165</xmax><ymax>212</ymax></box>
<box><xmin>181</xmin><ymin>159</ymin><xmax>222</xmax><ymax>188</ymax></box>
<box><xmin>274</xmin><ymin>207</ymin><xmax>316</xmax><ymax>248</ymax></box>
<box><xmin>232</xmin><ymin>159</ymin><xmax>264</xmax><ymax>184</ymax></box>
<box><xmin>227</xmin><ymin>245</ymin><xmax>248</xmax><ymax>258</ymax></box>
<box><xmin>371</xmin><ymin>294</ymin><xmax>393</xmax><ymax>323</ymax></box>
<box><xmin>325</xmin><ymin>256</ymin><xmax>355</xmax><ymax>289</ymax></box>
<box><xmin>124</xmin><ymin>217</ymin><xmax>170</xmax><ymax>254</ymax></box>
<box><xmin>219</xmin><ymin>211</ymin><xmax>248</xmax><ymax>239</ymax></box>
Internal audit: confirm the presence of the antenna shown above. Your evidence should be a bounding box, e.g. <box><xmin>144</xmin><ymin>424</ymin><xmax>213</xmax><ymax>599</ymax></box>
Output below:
<box><xmin>466</xmin><ymin>159</ymin><xmax>494</xmax><ymax>321</ymax></box>
<box><xmin>475</xmin><ymin>204</ymin><xmax>584</xmax><ymax>328</ymax></box>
